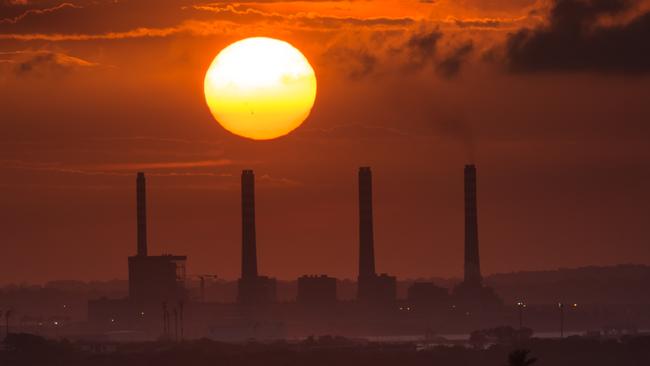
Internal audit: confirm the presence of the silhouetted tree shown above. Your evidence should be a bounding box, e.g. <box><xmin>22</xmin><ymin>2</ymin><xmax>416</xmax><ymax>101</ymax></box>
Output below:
<box><xmin>515</xmin><ymin>327</ymin><xmax>533</xmax><ymax>342</ymax></box>
<box><xmin>469</xmin><ymin>330</ymin><xmax>488</xmax><ymax>349</ymax></box>
<box><xmin>508</xmin><ymin>349</ymin><xmax>537</xmax><ymax>366</ymax></box>
<box><xmin>469</xmin><ymin>326</ymin><xmax>534</xmax><ymax>346</ymax></box>
<box><xmin>3</xmin><ymin>333</ymin><xmax>48</xmax><ymax>351</ymax></box>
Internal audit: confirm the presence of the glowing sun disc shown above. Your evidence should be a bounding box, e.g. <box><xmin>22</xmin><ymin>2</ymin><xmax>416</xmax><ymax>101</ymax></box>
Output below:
<box><xmin>204</xmin><ymin>37</ymin><xmax>317</xmax><ymax>140</ymax></box>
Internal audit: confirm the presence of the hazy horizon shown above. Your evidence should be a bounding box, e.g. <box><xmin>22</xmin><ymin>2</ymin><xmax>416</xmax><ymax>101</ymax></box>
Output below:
<box><xmin>2</xmin><ymin>0</ymin><xmax>649</xmax><ymax>284</ymax></box>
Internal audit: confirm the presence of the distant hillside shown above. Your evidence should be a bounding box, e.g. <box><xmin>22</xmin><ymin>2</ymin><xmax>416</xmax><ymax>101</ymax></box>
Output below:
<box><xmin>225</xmin><ymin>264</ymin><xmax>650</xmax><ymax>304</ymax></box>
<box><xmin>484</xmin><ymin>264</ymin><xmax>650</xmax><ymax>305</ymax></box>
<box><xmin>2</xmin><ymin>265</ymin><xmax>649</xmax><ymax>317</ymax></box>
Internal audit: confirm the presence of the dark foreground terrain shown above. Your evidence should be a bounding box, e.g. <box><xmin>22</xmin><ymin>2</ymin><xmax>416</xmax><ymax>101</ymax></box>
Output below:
<box><xmin>1</xmin><ymin>333</ymin><xmax>650</xmax><ymax>366</ymax></box>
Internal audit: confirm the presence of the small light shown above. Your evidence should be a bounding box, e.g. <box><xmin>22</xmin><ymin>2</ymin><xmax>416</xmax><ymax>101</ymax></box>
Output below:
<box><xmin>53</xmin><ymin>321</ymin><xmax>59</xmax><ymax>326</ymax></box>
<box><xmin>110</xmin><ymin>318</ymin><xmax>115</xmax><ymax>323</ymax></box>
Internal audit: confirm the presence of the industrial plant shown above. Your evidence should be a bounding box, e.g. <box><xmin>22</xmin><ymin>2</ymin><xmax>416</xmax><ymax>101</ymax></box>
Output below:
<box><xmin>87</xmin><ymin>165</ymin><xmax>503</xmax><ymax>340</ymax></box>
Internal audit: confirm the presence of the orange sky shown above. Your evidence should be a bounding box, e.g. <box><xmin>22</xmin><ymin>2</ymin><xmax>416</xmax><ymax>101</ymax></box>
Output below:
<box><xmin>1</xmin><ymin>0</ymin><xmax>650</xmax><ymax>284</ymax></box>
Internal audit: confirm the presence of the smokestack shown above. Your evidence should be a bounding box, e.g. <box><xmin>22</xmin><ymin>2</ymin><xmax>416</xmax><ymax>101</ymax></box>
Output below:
<box><xmin>241</xmin><ymin>170</ymin><xmax>258</xmax><ymax>279</ymax></box>
<box><xmin>136</xmin><ymin>172</ymin><xmax>147</xmax><ymax>257</ymax></box>
<box><xmin>358</xmin><ymin>167</ymin><xmax>376</xmax><ymax>278</ymax></box>
<box><xmin>464</xmin><ymin>164</ymin><xmax>481</xmax><ymax>286</ymax></box>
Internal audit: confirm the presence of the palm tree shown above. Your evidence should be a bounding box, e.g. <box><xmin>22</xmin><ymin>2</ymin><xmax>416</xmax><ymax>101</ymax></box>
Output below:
<box><xmin>508</xmin><ymin>349</ymin><xmax>537</xmax><ymax>366</ymax></box>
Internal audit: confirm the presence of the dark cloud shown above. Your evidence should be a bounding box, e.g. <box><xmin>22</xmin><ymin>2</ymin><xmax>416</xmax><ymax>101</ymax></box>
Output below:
<box><xmin>322</xmin><ymin>45</ymin><xmax>378</xmax><ymax>80</ymax></box>
<box><xmin>322</xmin><ymin>28</ymin><xmax>475</xmax><ymax>80</ymax></box>
<box><xmin>437</xmin><ymin>41</ymin><xmax>474</xmax><ymax>78</ymax></box>
<box><xmin>404</xmin><ymin>30</ymin><xmax>474</xmax><ymax>78</ymax></box>
<box><xmin>405</xmin><ymin>30</ymin><xmax>443</xmax><ymax>68</ymax></box>
<box><xmin>0</xmin><ymin>50</ymin><xmax>97</xmax><ymax>76</ymax></box>
<box><xmin>506</xmin><ymin>0</ymin><xmax>650</xmax><ymax>73</ymax></box>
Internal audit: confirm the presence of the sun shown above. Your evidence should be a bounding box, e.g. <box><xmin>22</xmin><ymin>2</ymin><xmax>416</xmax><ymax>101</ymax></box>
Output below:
<box><xmin>204</xmin><ymin>37</ymin><xmax>317</xmax><ymax>140</ymax></box>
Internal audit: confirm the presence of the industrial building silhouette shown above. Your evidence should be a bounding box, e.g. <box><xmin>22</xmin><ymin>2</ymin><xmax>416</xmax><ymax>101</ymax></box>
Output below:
<box><xmin>357</xmin><ymin>167</ymin><xmax>397</xmax><ymax>304</ymax></box>
<box><xmin>237</xmin><ymin>170</ymin><xmax>277</xmax><ymax>305</ymax></box>
<box><xmin>128</xmin><ymin>173</ymin><xmax>187</xmax><ymax>305</ymax></box>
<box><xmin>451</xmin><ymin>165</ymin><xmax>501</xmax><ymax>308</ymax></box>
<box><xmin>297</xmin><ymin>275</ymin><xmax>337</xmax><ymax>305</ymax></box>
<box><xmin>464</xmin><ymin>164</ymin><xmax>482</xmax><ymax>287</ymax></box>
<box><xmin>88</xmin><ymin>164</ymin><xmax>502</xmax><ymax>338</ymax></box>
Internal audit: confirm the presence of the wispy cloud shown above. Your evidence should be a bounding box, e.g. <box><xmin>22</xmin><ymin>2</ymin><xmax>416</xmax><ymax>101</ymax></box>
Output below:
<box><xmin>0</xmin><ymin>2</ymin><xmax>81</xmax><ymax>25</ymax></box>
<box><xmin>445</xmin><ymin>15</ymin><xmax>528</xmax><ymax>29</ymax></box>
<box><xmin>0</xmin><ymin>16</ymin><xmax>245</xmax><ymax>41</ymax></box>
<box><xmin>0</xmin><ymin>25</ymin><xmax>186</xmax><ymax>41</ymax></box>
<box><xmin>258</xmin><ymin>173</ymin><xmax>302</xmax><ymax>187</ymax></box>
<box><xmin>191</xmin><ymin>3</ymin><xmax>416</xmax><ymax>28</ymax></box>
<box><xmin>299</xmin><ymin>123</ymin><xmax>411</xmax><ymax>139</ymax></box>
<box><xmin>0</xmin><ymin>2</ymin><xmax>416</xmax><ymax>42</ymax></box>
<box><xmin>85</xmin><ymin>136</ymin><xmax>224</xmax><ymax>148</ymax></box>
<box><xmin>0</xmin><ymin>158</ymin><xmax>235</xmax><ymax>176</ymax></box>
<box><xmin>96</xmin><ymin>159</ymin><xmax>233</xmax><ymax>171</ymax></box>
<box><xmin>0</xmin><ymin>160</ymin><xmax>131</xmax><ymax>176</ymax></box>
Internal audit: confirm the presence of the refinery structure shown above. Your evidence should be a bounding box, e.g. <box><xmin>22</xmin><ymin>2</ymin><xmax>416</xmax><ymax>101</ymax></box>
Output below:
<box><xmin>87</xmin><ymin>165</ymin><xmax>503</xmax><ymax>340</ymax></box>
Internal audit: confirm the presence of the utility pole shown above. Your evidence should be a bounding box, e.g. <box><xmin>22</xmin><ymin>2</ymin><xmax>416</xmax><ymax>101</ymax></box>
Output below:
<box><xmin>199</xmin><ymin>276</ymin><xmax>205</xmax><ymax>302</ymax></box>
<box><xmin>179</xmin><ymin>301</ymin><xmax>184</xmax><ymax>341</ymax></box>
<box><xmin>517</xmin><ymin>301</ymin><xmax>526</xmax><ymax>329</ymax></box>
<box><xmin>5</xmin><ymin>310</ymin><xmax>11</xmax><ymax>337</ymax></box>
<box><xmin>559</xmin><ymin>303</ymin><xmax>564</xmax><ymax>338</ymax></box>
<box><xmin>162</xmin><ymin>302</ymin><xmax>168</xmax><ymax>338</ymax></box>
<box><xmin>193</xmin><ymin>274</ymin><xmax>217</xmax><ymax>303</ymax></box>
<box><xmin>173</xmin><ymin>308</ymin><xmax>178</xmax><ymax>342</ymax></box>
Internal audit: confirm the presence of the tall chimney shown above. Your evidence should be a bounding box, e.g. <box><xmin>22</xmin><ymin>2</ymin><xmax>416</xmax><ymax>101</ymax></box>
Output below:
<box><xmin>136</xmin><ymin>172</ymin><xmax>147</xmax><ymax>257</ymax></box>
<box><xmin>464</xmin><ymin>164</ymin><xmax>481</xmax><ymax>286</ymax></box>
<box><xmin>241</xmin><ymin>170</ymin><xmax>258</xmax><ymax>279</ymax></box>
<box><xmin>358</xmin><ymin>167</ymin><xmax>376</xmax><ymax>278</ymax></box>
